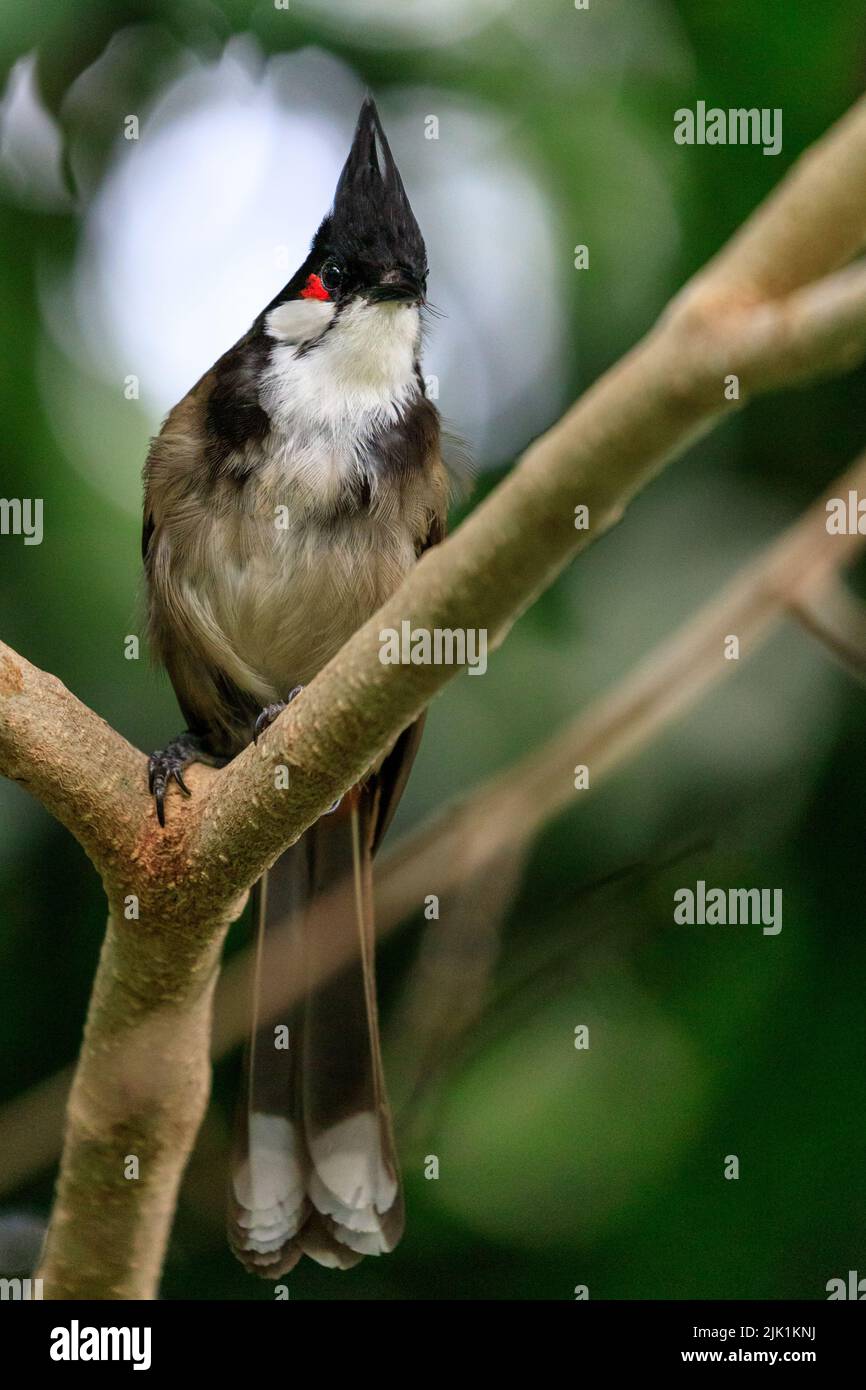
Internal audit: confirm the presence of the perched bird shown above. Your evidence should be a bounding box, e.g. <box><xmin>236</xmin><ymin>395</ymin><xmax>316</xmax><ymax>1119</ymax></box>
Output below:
<box><xmin>142</xmin><ymin>98</ymin><xmax>449</xmax><ymax>1274</ymax></box>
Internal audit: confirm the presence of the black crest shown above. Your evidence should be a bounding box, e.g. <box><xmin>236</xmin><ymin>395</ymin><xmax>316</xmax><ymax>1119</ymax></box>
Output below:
<box><xmin>313</xmin><ymin>98</ymin><xmax>427</xmax><ymax>287</ymax></box>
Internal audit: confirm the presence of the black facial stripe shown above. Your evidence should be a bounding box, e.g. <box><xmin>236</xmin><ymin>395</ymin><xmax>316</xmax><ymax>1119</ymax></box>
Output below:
<box><xmin>204</xmin><ymin>329</ymin><xmax>271</xmax><ymax>481</ymax></box>
<box><xmin>291</xmin><ymin>305</ymin><xmax>341</xmax><ymax>360</ymax></box>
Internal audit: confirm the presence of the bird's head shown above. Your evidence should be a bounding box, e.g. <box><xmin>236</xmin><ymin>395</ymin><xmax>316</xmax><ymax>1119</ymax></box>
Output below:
<box><xmin>264</xmin><ymin>99</ymin><xmax>428</xmax><ymax>354</ymax></box>
<box><xmin>307</xmin><ymin>96</ymin><xmax>427</xmax><ymax>308</ymax></box>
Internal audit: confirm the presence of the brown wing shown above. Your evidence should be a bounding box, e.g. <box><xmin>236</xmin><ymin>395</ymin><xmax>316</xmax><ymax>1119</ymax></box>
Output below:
<box><xmin>141</xmin><ymin>360</ymin><xmax>273</xmax><ymax>757</ymax></box>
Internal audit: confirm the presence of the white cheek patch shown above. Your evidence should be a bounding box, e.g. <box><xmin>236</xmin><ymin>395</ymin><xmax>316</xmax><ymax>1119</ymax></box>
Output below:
<box><xmin>265</xmin><ymin>298</ymin><xmax>334</xmax><ymax>345</ymax></box>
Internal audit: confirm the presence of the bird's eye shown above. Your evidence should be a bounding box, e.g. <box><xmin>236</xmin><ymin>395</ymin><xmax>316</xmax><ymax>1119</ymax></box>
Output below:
<box><xmin>320</xmin><ymin>261</ymin><xmax>344</xmax><ymax>293</ymax></box>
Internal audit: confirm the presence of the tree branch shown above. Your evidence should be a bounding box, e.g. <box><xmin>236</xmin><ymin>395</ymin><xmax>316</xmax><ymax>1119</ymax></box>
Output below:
<box><xmin>0</xmin><ymin>646</ymin><xmax>141</xmax><ymax>879</ymax></box>
<box><xmin>789</xmin><ymin>575</ymin><xmax>866</xmax><ymax>685</ymax></box>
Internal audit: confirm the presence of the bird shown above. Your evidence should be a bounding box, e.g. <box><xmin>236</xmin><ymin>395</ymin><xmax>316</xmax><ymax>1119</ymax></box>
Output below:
<box><xmin>141</xmin><ymin>97</ymin><xmax>449</xmax><ymax>1275</ymax></box>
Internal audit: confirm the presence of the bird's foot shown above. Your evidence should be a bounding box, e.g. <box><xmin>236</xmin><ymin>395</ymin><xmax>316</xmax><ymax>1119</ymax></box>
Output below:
<box><xmin>253</xmin><ymin>686</ymin><xmax>304</xmax><ymax>744</ymax></box>
<box><xmin>253</xmin><ymin>703</ymin><xmax>286</xmax><ymax>743</ymax></box>
<box><xmin>148</xmin><ymin>731</ymin><xmax>220</xmax><ymax>827</ymax></box>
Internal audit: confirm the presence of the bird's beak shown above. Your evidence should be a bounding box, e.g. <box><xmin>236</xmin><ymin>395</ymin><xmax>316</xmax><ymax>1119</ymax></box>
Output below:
<box><xmin>367</xmin><ymin>269</ymin><xmax>425</xmax><ymax>305</ymax></box>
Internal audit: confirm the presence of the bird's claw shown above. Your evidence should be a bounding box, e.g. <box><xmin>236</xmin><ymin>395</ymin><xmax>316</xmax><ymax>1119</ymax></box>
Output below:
<box><xmin>254</xmin><ymin>703</ymin><xmax>287</xmax><ymax>744</ymax></box>
<box><xmin>253</xmin><ymin>686</ymin><xmax>305</xmax><ymax>744</ymax></box>
<box><xmin>148</xmin><ymin>749</ymin><xmax>194</xmax><ymax>827</ymax></box>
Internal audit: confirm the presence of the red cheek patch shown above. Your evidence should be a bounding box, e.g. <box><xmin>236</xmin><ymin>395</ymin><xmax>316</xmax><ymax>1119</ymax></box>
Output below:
<box><xmin>300</xmin><ymin>274</ymin><xmax>330</xmax><ymax>301</ymax></box>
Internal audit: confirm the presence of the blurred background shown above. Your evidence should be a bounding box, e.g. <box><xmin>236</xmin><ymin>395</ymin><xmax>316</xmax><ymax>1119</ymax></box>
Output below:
<box><xmin>1</xmin><ymin>0</ymin><xmax>865</xmax><ymax>1300</ymax></box>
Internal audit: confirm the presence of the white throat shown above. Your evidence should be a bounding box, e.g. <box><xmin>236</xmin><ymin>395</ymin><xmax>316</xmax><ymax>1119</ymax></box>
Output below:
<box><xmin>262</xmin><ymin>297</ymin><xmax>420</xmax><ymax>434</ymax></box>
<box><xmin>256</xmin><ymin>296</ymin><xmax>422</xmax><ymax>514</ymax></box>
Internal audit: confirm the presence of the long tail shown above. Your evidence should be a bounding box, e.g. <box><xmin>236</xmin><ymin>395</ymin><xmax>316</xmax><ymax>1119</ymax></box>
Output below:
<box><xmin>227</xmin><ymin>791</ymin><xmax>403</xmax><ymax>1276</ymax></box>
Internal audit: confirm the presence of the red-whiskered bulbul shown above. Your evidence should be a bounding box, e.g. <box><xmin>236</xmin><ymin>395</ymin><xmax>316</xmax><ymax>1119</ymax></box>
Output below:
<box><xmin>142</xmin><ymin>98</ymin><xmax>449</xmax><ymax>1275</ymax></box>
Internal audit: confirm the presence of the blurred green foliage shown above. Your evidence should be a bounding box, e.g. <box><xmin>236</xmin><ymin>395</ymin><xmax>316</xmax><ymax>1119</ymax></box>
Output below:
<box><xmin>1</xmin><ymin>0</ymin><xmax>865</xmax><ymax>1299</ymax></box>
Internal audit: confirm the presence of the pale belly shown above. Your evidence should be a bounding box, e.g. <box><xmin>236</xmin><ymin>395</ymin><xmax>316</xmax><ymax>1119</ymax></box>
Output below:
<box><xmin>183</xmin><ymin>509</ymin><xmax>418</xmax><ymax>702</ymax></box>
